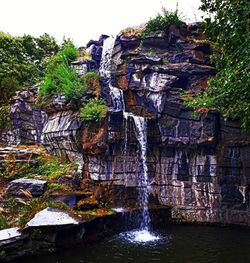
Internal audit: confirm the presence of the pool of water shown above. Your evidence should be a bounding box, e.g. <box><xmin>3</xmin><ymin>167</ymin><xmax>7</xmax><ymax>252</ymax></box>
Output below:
<box><xmin>20</xmin><ymin>225</ymin><xmax>250</xmax><ymax>263</ymax></box>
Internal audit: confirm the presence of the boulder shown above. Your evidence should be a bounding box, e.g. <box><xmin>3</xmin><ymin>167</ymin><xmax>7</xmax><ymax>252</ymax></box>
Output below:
<box><xmin>7</xmin><ymin>178</ymin><xmax>47</xmax><ymax>197</ymax></box>
<box><xmin>26</xmin><ymin>208</ymin><xmax>79</xmax><ymax>228</ymax></box>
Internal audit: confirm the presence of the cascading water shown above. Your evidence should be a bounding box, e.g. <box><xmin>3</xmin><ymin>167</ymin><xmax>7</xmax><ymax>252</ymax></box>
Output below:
<box><xmin>100</xmin><ymin>36</ymin><xmax>159</xmax><ymax>242</ymax></box>
<box><xmin>99</xmin><ymin>36</ymin><xmax>125</xmax><ymax>112</ymax></box>
<box><xmin>124</xmin><ymin>113</ymin><xmax>150</xmax><ymax>230</ymax></box>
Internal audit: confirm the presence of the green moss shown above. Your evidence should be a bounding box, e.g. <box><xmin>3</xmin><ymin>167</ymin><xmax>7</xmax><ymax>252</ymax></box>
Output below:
<box><xmin>0</xmin><ymin>105</ymin><xmax>12</xmax><ymax>133</ymax></box>
<box><xmin>146</xmin><ymin>48</ymin><xmax>157</xmax><ymax>57</ymax></box>
<box><xmin>80</xmin><ymin>98</ymin><xmax>108</xmax><ymax>122</ymax></box>
<box><xmin>0</xmin><ymin>214</ymin><xmax>9</xmax><ymax>230</ymax></box>
<box><xmin>0</xmin><ymin>250</ymin><xmax>6</xmax><ymax>259</ymax></box>
<box><xmin>30</xmin><ymin>229</ymin><xmax>43</xmax><ymax>240</ymax></box>
<box><xmin>48</xmin><ymin>183</ymin><xmax>69</xmax><ymax>192</ymax></box>
<box><xmin>162</xmin><ymin>57</ymin><xmax>169</xmax><ymax>65</ymax></box>
<box><xmin>162</xmin><ymin>119</ymin><xmax>175</xmax><ymax>129</ymax></box>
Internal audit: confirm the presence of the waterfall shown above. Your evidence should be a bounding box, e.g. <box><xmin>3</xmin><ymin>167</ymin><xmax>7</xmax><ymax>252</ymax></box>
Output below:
<box><xmin>100</xmin><ymin>37</ymin><xmax>159</xmax><ymax>241</ymax></box>
<box><xmin>99</xmin><ymin>36</ymin><xmax>124</xmax><ymax>112</ymax></box>
<box><xmin>124</xmin><ymin>113</ymin><xmax>150</xmax><ymax>230</ymax></box>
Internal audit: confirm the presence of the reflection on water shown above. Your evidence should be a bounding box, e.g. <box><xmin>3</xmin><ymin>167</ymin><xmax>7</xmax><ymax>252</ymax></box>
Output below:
<box><xmin>19</xmin><ymin>225</ymin><xmax>250</xmax><ymax>263</ymax></box>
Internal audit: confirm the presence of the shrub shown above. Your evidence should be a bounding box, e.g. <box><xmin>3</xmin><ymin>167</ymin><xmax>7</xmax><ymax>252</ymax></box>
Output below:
<box><xmin>80</xmin><ymin>98</ymin><xmax>108</xmax><ymax>121</ymax></box>
<box><xmin>39</xmin><ymin>42</ymin><xmax>87</xmax><ymax>99</ymax></box>
<box><xmin>142</xmin><ymin>8</ymin><xmax>185</xmax><ymax>38</ymax></box>
<box><xmin>185</xmin><ymin>0</ymin><xmax>250</xmax><ymax>129</ymax></box>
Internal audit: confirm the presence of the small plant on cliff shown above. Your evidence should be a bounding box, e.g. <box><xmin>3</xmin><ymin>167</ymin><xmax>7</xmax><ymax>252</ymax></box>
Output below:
<box><xmin>39</xmin><ymin>42</ymin><xmax>87</xmax><ymax>99</ymax></box>
<box><xmin>0</xmin><ymin>214</ymin><xmax>9</xmax><ymax>230</ymax></box>
<box><xmin>0</xmin><ymin>153</ymin><xmax>77</xmax><ymax>182</ymax></box>
<box><xmin>82</xmin><ymin>72</ymin><xmax>101</xmax><ymax>98</ymax></box>
<box><xmin>0</xmin><ymin>105</ymin><xmax>12</xmax><ymax>134</ymax></box>
<box><xmin>80</xmin><ymin>98</ymin><xmax>108</xmax><ymax>121</ymax></box>
<box><xmin>120</xmin><ymin>26</ymin><xmax>142</xmax><ymax>38</ymax></box>
<box><xmin>141</xmin><ymin>7</ymin><xmax>184</xmax><ymax>39</ymax></box>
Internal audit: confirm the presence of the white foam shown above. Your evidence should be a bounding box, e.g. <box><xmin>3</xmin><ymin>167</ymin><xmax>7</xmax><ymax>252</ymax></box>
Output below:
<box><xmin>120</xmin><ymin>229</ymin><xmax>160</xmax><ymax>243</ymax></box>
<box><xmin>112</xmin><ymin>207</ymin><xmax>125</xmax><ymax>213</ymax></box>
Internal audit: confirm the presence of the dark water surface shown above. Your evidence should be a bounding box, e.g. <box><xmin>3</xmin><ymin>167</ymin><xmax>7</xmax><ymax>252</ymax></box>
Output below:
<box><xmin>19</xmin><ymin>225</ymin><xmax>250</xmax><ymax>263</ymax></box>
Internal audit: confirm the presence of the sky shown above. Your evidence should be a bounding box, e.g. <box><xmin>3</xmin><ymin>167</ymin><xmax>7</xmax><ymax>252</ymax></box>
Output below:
<box><xmin>0</xmin><ymin>0</ymin><xmax>203</xmax><ymax>47</ymax></box>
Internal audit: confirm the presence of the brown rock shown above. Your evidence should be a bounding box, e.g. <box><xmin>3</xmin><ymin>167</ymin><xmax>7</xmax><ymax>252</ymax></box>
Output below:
<box><xmin>77</xmin><ymin>196</ymin><xmax>99</xmax><ymax>210</ymax></box>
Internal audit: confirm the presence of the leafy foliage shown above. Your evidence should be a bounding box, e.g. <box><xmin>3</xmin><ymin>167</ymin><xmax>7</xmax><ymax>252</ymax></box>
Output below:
<box><xmin>0</xmin><ymin>32</ymin><xmax>59</xmax><ymax>103</ymax></box>
<box><xmin>80</xmin><ymin>98</ymin><xmax>108</xmax><ymax>121</ymax></box>
<box><xmin>185</xmin><ymin>0</ymin><xmax>250</xmax><ymax>129</ymax></box>
<box><xmin>39</xmin><ymin>42</ymin><xmax>87</xmax><ymax>99</ymax></box>
<box><xmin>141</xmin><ymin>8</ymin><xmax>185</xmax><ymax>38</ymax></box>
<box><xmin>0</xmin><ymin>105</ymin><xmax>12</xmax><ymax>133</ymax></box>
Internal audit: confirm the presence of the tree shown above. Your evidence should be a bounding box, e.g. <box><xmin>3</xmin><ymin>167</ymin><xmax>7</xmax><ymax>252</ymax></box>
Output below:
<box><xmin>186</xmin><ymin>0</ymin><xmax>250</xmax><ymax>129</ymax></box>
<box><xmin>0</xmin><ymin>32</ymin><xmax>59</xmax><ymax>103</ymax></box>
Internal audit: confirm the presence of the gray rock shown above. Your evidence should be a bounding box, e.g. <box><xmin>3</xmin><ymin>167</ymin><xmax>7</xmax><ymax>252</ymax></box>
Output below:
<box><xmin>131</xmin><ymin>55</ymin><xmax>162</xmax><ymax>65</ymax></box>
<box><xmin>7</xmin><ymin>178</ymin><xmax>47</xmax><ymax>197</ymax></box>
<box><xmin>26</xmin><ymin>208</ymin><xmax>79</xmax><ymax>227</ymax></box>
<box><xmin>149</xmin><ymin>63</ymin><xmax>216</xmax><ymax>77</ymax></box>
<box><xmin>0</xmin><ymin>228</ymin><xmax>25</xmax><ymax>246</ymax></box>
<box><xmin>0</xmin><ymin>85</ymin><xmax>46</xmax><ymax>146</ymax></box>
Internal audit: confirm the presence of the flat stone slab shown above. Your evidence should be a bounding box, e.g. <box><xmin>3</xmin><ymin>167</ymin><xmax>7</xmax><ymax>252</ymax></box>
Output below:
<box><xmin>0</xmin><ymin>228</ymin><xmax>25</xmax><ymax>246</ymax></box>
<box><xmin>7</xmin><ymin>178</ymin><xmax>47</xmax><ymax>197</ymax></box>
<box><xmin>0</xmin><ymin>228</ymin><xmax>21</xmax><ymax>242</ymax></box>
<box><xmin>26</xmin><ymin>208</ymin><xmax>79</xmax><ymax>227</ymax></box>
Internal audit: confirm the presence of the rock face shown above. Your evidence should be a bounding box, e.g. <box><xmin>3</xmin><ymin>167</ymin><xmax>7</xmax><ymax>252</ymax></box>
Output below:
<box><xmin>7</xmin><ymin>178</ymin><xmax>47</xmax><ymax>197</ymax></box>
<box><xmin>2</xmin><ymin>24</ymin><xmax>250</xmax><ymax>226</ymax></box>
<box><xmin>0</xmin><ymin>85</ymin><xmax>46</xmax><ymax>146</ymax></box>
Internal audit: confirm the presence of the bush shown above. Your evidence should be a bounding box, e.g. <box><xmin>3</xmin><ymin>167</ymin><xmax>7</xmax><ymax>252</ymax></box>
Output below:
<box><xmin>39</xmin><ymin>42</ymin><xmax>87</xmax><ymax>99</ymax></box>
<box><xmin>142</xmin><ymin>8</ymin><xmax>185</xmax><ymax>38</ymax></box>
<box><xmin>80</xmin><ymin>98</ymin><xmax>108</xmax><ymax>121</ymax></box>
<box><xmin>185</xmin><ymin>0</ymin><xmax>250</xmax><ymax>129</ymax></box>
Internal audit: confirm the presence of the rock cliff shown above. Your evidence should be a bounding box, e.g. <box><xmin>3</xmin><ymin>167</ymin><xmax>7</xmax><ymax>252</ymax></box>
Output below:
<box><xmin>2</xmin><ymin>23</ymin><xmax>250</xmax><ymax>226</ymax></box>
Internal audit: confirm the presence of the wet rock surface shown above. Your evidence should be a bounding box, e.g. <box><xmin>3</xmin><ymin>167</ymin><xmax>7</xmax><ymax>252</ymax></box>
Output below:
<box><xmin>7</xmin><ymin>178</ymin><xmax>47</xmax><ymax>197</ymax></box>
